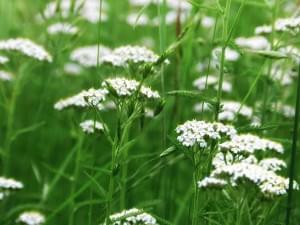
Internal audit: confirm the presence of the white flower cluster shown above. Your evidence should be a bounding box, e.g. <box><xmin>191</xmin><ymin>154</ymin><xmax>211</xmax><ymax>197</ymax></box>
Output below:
<box><xmin>17</xmin><ymin>211</ymin><xmax>45</xmax><ymax>225</ymax></box>
<box><xmin>127</xmin><ymin>13</ymin><xmax>151</xmax><ymax>26</ymax></box>
<box><xmin>212</xmin><ymin>47</ymin><xmax>240</xmax><ymax>62</ymax></box>
<box><xmin>258</xmin><ymin>158</ymin><xmax>287</xmax><ymax>172</ymax></box>
<box><xmin>47</xmin><ymin>22</ymin><xmax>79</xmax><ymax>35</ymax></box>
<box><xmin>193</xmin><ymin>75</ymin><xmax>232</xmax><ymax>93</ymax></box>
<box><xmin>105</xmin><ymin>208</ymin><xmax>158</xmax><ymax>225</ymax></box>
<box><xmin>41</xmin><ymin>0</ymin><xmax>108</xmax><ymax>23</ymax></box>
<box><xmin>201</xmin><ymin>16</ymin><xmax>215</xmax><ymax>28</ymax></box>
<box><xmin>0</xmin><ymin>177</ymin><xmax>23</xmax><ymax>190</ymax></box>
<box><xmin>269</xmin><ymin>60</ymin><xmax>296</xmax><ymax>86</ymax></box>
<box><xmin>218</xmin><ymin>101</ymin><xmax>253</xmax><ymax>121</ymax></box>
<box><xmin>54</xmin><ymin>88</ymin><xmax>108</xmax><ymax>110</ymax></box>
<box><xmin>80</xmin><ymin>120</ymin><xmax>104</xmax><ymax>134</ymax></box>
<box><xmin>0</xmin><ymin>70</ymin><xmax>13</xmax><ymax>81</ymax></box>
<box><xmin>102</xmin><ymin>77</ymin><xmax>160</xmax><ymax>99</ymax></box>
<box><xmin>102</xmin><ymin>45</ymin><xmax>160</xmax><ymax>67</ymax></box>
<box><xmin>198</xmin><ymin>177</ymin><xmax>227</xmax><ymax>189</ymax></box>
<box><xmin>0</xmin><ymin>55</ymin><xmax>9</xmax><ymax>64</ymax></box>
<box><xmin>219</xmin><ymin>134</ymin><xmax>284</xmax><ymax>155</ymax></box>
<box><xmin>279</xmin><ymin>45</ymin><xmax>300</xmax><ymax>63</ymax></box>
<box><xmin>129</xmin><ymin>0</ymin><xmax>191</xmax><ymax>11</ymax></box>
<box><xmin>235</xmin><ymin>36</ymin><xmax>270</xmax><ymax>50</ymax></box>
<box><xmin>70</xmin><ymin>45</ymin><xmax>112</xmax><ymax>67</ymax></box>
<box><xmin>255</xmin><ymin>17</ymin><xmax>300</xmax><ymax>35</ymax></box>
<box><xmin>175</xmin><ymin>120</ymin><xmax>237</xmax><ymax>148</ymax></box>
<box><xmin>212</xmin><ymin>162</ymin><xmax>299</xmax><ymax>198</ymax></box>
<box><xmin>0</xmin><ymin>38</ymin><xmax>52</xmax><ymax>62</ymax></box>
<box><xmin>63</xmin><ymin>62</ymin><xmax>82</xmax><ymax>76</ymax></box>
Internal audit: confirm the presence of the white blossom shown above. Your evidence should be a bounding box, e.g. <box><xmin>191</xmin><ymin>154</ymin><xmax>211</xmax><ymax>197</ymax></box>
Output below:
<box><xmin>0</xmin><ymin>70</ymin><xmax>13</xmax><ymax>81</ymax></box>
<box><xmin>235</xmin><ymin>36</ymin><xmax>270</xmax><ymax>50</ymax></box>
<box><xmin>0</xmin><ymin>177</ymin><xmax>23</xmax><ymax>190</ymax></box>
<box><xmin>63</xmin><ymin>63</ymin><xmax>82</xmax><ymax>76</ymax></box>
<box><xmin>0</xmin><ymin>38</ymin><xmax>52</xmax><ymax>62</ymax></box>
<box><xmin>54</xmin><ymin>88</ymin><xmax>108</xmax><ymax>110</ymax></box>
<box><xmin>218</xmin><ymin>101</ymin><xmax>253</xmax><ymax>121</ymax></box>
<box><xmin>47</xmin><ymin>22</ymin><xmax>79</xmax><ymax>35</ymax></box>
<box><xmin>80</xmin><ymin>120</ymin><xmax>104</xmax><ymax>134</ymax></box>
<box><xmin>0</xmin><ymin>55</ymin><xmax>9</xmax><ymax>64</ymax></box>
<box><xmin>201</xmin><ymin>16</ymin><xmax>215</xmax><ymax>28</ymax></box>
<box><xmin>17</xmin><ymin>211</ymin><xmax>45</xmax><ymax>225</ymax></box>
<box><xmin>213</xmin><ymin>47</ymin><xmax>240</xmax><ymax>62</ymax></box>
<box><xmin>198</xmin><ymin>177</ymin><xmax>227</xmax><ymax>188</ymax></box>
<box><xmin>258</xmin><ymin>158</ymin><xmax>287</xmax><ymax>172</ymax></box>
<box><xmin>127</xmin><ymin>13</ymin><xmax>151</xmax><ymax>26</ymax></box>
<box><xmin>193</xmin><ymin>75</ymin><xmax>232</xmax><ymax>93</ymax></box>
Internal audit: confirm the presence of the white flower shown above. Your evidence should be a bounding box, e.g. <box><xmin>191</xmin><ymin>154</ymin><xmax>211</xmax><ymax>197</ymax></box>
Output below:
<box><xmin>105</xmin><ymin>208</ymin><xmax>158</xmax><ymax>225</ymax></box>
<box><xmin>175</xmin><ymin>120</ymin><xmax>237</xmax><ymax>148</ymax></box>
<box><xmin>0</xmin><ymin>38</ymin><xmax>52</xmax><ymax>62</ymax></box>
<box><xmin>0</xmin><ymin>177</ymin><xmax>23</xmax><ymax>190</ymax></box>
<box><xmin>127</xmin><ymin>13</ymin><xmax>151</xmax><ymax>26</ymax></box>
<box><xmin>102</xmin><ymin>77</ymin><xmax>160</xmax><ymax>99</ymax></box>
<box><xmin>129</xmin><ymin>0</ymin><xmax>191</xmax><ymax>11</ymax></box>
<box><xmin>213</xmin><ymin>47</ymin><xmax>240</xmax><ymax>62</ymax></box>
<box><xmin>47</xmin><ymin>22</ymin><xmax>79</xmax><ymax>35</ymax></box>
<box><xmin>70</xmin><ymin>45</ymin><xmax>112</xmax><ymax>67</ymax></box>
<box><xmin>102</xmin><ymin>45</ymin><xmax>161</xmax><ymax>67</ymax></box>
<box><xmin>258</xmin><ymin>158</ymin><xmax>287</xmax><ymax>172</ymax></box>
<box><xmin>201</xmin><ymin>16</ymin><xmax>215</xmax><ymax>28</ymax></box>
<box><xmin>63</xmin><ymin>63</ymin><xmax>82</xmax><ymax>76</ymax></box>
<box><xmin>255</xmin><ymin>17</ymin><xmax>300</xmax><ymax>35</ymax></box>
<box><xmin>255</xmin><ymin>25</ymin><xmax>272</xmax><ymax>35</ymax></box>
<box><xmin>218</xmin><ymin>101</ymin><xmax>253</xmax><ymax>121</ymax></box>
<box><xmin>17</xmin><ymin>211</ymin><xmax>45</xmax><ymax>225</ymax></box>
<box><xmin>235</xmin><ymin>36</ymin><xmax>270</xmax><ymax>50</ymax></box>
<box><xmin>198</xmin><ymin>177</ymin><xmax>227</xmax><ymax>188</ymax></box>
<box><xmin>0</xmin><ymin>70</ymin><xmax>13</xmax><ymax>81</ymax></box>
<box><xmin>219</xmin><ymin>134</ymin><xmax>284</xmax><ymax>155</ymax></box>
<box><xmin>54</xmin><ymin>88</ymin><xmax>108</xmax><ymax>110</ymax></box>
<box><xmin>193</xmin><ymin>75</ymin><xmax>232</xmax><ymax>93</ymax></box>
<box><xmin>0</xmin><ymin>55</ymin><xmax>9</xmax><ymax>64</ymax></box>
<box><xmin>80</xmin><ymin>120</ymin><xmax>104</xmax><ymax>134</ymax></box>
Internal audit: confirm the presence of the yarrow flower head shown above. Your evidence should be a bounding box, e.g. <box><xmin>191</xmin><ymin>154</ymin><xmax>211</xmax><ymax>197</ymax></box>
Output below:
<box><xmin>255</xmin><ymin>17</ymin><xmax>300</xmax><ymax>35</ymax></box>
<box><xmin>0</xmin><ymin>177</ymin><xmax>23</xmax><ymax>190</ymax></box>
<box><xmin>102</xmin><ymin>77</ymin><xmax>160</xmax><ymax>99</ymax></box>
<box><xmin>0</xmin><ymin>70</ymin><xmax>13</xmax><ymax>81</ymax></box>
<box><xmin>219</xmin><ymin>134</ymin><xmax>284</xmax><ymax>155</ymax></box>
<box><xmin>193</xmin><ymin>75</ymin><xmax>232</xmax><ymax>93</ymax></box>
<box><xmin>235</xmin><ymin>36</ymin><xmax>270</xmax><ymax>50</ymax></box>
<box><xmin>80</xmin><ymin>120</ymin><xmax>104</xmax><ymax>134</ymax></box>
<box><xmin>70</xmin><ymin>45</ymin><xmax>112</xmax><ymax>67</ymax></box>
<box><xmin>47</xmin><ymin>22</ymin><xmax>79</xmax><ymax>35</ymax></box>
<box><xmin>54</xmin><ymin>88</ymin><xmax>108</xmax><ymax>110</ymax></box>
<box><xmin>17</xmin><ymin>211</ymin><xmax>45</xmax><ymax>225</ymax></box>
<box><xmin>102</xmin><ymin>45</ymin><xmax>161</xmax><ymax>67</ymax></box>
<box><xmin>218</xmin><ymin>101</ymin><xmax>253</xmax><ymax>121</ymax></box>
<box><xmin>198</xmin><ymin>177</ymin><xmax>227</xmax><ymax>189</ymax></box>
<box><xmin>258</xmin><ymin>158</ymin><xmax>287</xmax><ymax>172</ymax></box>
<box><xmin>0</xmin><ymin>38</ymin><xmax>52</xmax><ymax>62</ymax></box>
<box><xmin>104</xmin><ymin>208</ymin><xmax>159</xmax><ymax>225</ymax></box>
<box><xmin>175</xmin><ymin>120</ymin><xmax>237</xmax><ymax>148</ymax></box>
<box><xmin>0</xmin><ymin>55</ymin><xmax>9</xmax><ymax>64</ymax></box>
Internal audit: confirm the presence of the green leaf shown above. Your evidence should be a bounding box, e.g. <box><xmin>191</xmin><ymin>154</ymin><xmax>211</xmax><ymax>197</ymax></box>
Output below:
<box><xmin>160</xmin><ymin>146</ymin><xmax>177</xmax><ymax>158</ymax></box>
<box><xmin>244</xmin><ymin>49</ymin><xmax>289</xmax><ymax>59</ymax></box>
<box><xmin>167</xmin><ymin>90</ymin><xmax>217</xmax><ymax>105</ymax></box>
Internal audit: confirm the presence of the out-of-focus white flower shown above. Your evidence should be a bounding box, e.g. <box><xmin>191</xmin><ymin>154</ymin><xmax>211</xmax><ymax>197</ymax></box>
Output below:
<box><xmin>279</xmin><ymin>45</ymin><xmax>300</xmax><ymax>63</ymax></box>
<box><xmin>219</xmin><ymin>134</ymin><xmax>284</xmax><ymax>155</ymax></box>
<box><xmin>41</xmin><ymin>0</ymin><xmax>108</xmax><ymax>23</ymax></box>
<box><xmin>104</xmin><ymin>208</ymin><xmax>158</xmax><ymax>225</ymax></box>
<box><xmin>54</xmin><ymin>88</ymin><xmax>108</xmax><ymax>110</ymax></box>
<box><xmin>269</xmin><ymin>60</ymin><xmax>296</xmax><ymax>86</ymax></box>
<box><xmin>193</xmin><ymin>75</ymin><xmax>232</xmax><ymax>93</ymax></box>
<box><xmin>102</xmin><ymin>45</ymin><xmax>161</xmax><ymax>67</ymax></box>
<box><xmin>47</xmin><ymin>22</ymin><xmax>79</xmax><ymax>35</ymax></box>
<box><xmin>213</xmin><ymin>47</ymin><xmax>240</xmax><ymax>62</ymax></box>
<box><xmin>235</xmin><ymin>36</ymin><xmax>270</xmax><ymax>50</ymax></box>
<box><xmin>80</xmin><ymin>120</ymin><xmax>104</xmax><ymax>134</ymax></box>
<box><xmin>17</xmin><ymin>211</ymin><xmax>45</xmax><ymax>225</ymax></box>
<box><xmin>198</xmin><ymin>177</ymin><xmax>227</xmax><ymax>188</ymax></box>
<box><xmin>70</xmin><ymin>45</ymin><xmax>112</xmax><ymax>67</ymax></box>
<box><xmin>218</xmin><ymin>101</ymin><xmax>253</xmax><ymax>121</ymax></box>
<box><xmin>0</xmin><ymin>70</ymin><xmax>13</xmax><ymax>81</ymax></box>
<box><xmin>63</xmin><ymin>63</ymin><xmax>82</xmax><ymax>76</ymax></box>
<box><xmin>102</xmin><ymin>77</ymin><xmax>160</xmax><ymax>99</ymax></box>
<box><xmin>255</xmin><ymin>17</ymin><xmax>300</xmax><ymax>35</ymax></box>
<box><xmin>0</xmin><ymin>55</ymin><xmax>9</xmax><ymax>64</ymax></box>
<box><xmin>0</xmin><ymin>177</ymin><xmax>23</xmax><ymax>190</ymax></box>
<box><xmin>176</xmin><ymin>120</ymin><xmax>237</xmax><ymax>148</ymax></box>
<box><xmin>201</xmin><ymin>16</ymin><xmax>215</xmax><ymax>28</ymax></box>
<box><xmin>0</xmin><ymin>38</ymin><xmax>52</xmax><ymax>62</ymax></box>
<box><xmin>250</xmin><ymin>116</ymin><xmax>262</xmax><ymax>127</ymax></box>
<box><xmin>127</xmin><ymin>13</ymin><xmax>151</xmax><ymax>26</ymax></box>
<box><xmin>255</xmin><ymin>25</ymin><xmax>272</xmax><ymax>35</ymax></box>
<box><xmin>129</xmin><ymin>0</ymin><xmax>191</xmax><ymax>11</ymax></box>
<box><xmin>258</xmin><ymin>158</ymin><xmax>287</xmax><ymax>172</ymax></box>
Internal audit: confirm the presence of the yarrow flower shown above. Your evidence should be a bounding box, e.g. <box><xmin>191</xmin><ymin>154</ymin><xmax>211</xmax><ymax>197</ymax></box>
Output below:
<box><xmin>70</xmin><ymin>45</ymin><xmax>112</xmax><ymax>67</ymax></box>
<box><xmin>218</xmin><ymin>101</ymin><xmax>253</xmax><ymax>121</ymax></box>
<box><xmin>54</xmin><ymin>88</ymin><xmax>108</xmax><ymax>110</ymax></box>
<box><xmin>193</xmin><ymin>75</ymin><xmax>232</xmax><ymax>93</ymax></box>
<box><xmin>198</xmin><ymin>177</ymin><xmax>227</xmax><ymax>189</ymax></box>
<box><xmin>258</xmin><ymin>158</ymin><xmax>287</xmax><ymax>172</ymax></box>
<box><xmin>255</xmin><ymin>17</ymin><xmax>300</xmax><ymax>35</ymax></box>
<box><xmin>213</xmin><ymin>47</ymin><xmax>240</xmax><ymax>62</ymax></box>
<box><xmin>104</xmin><ymin>208</ymin><xmax>159</xmax><ymax>225</ymax></box>
<box><xmin>102</xmin><ymin>45</ymin><xmax>161</xmax><ymax>67</ymax></box>
<box><xmin>102</xmin><ymin>77</ymin><xmax>160</xmax><ymax>99</ymax></box>
<box><xmin>219</xmin><ymin>134</ymin><xmax>284</xmax><ymax>155</ymax></box>
<box><xmin>47</xmin><ymin>22</ymin><xmax>79</xmax><ymax>35</ymax></box>
<box><xmin>235</xmin><ymin>36</ymin><xmax>270</xmax><ymax>50</ymax></box>
<box><xmin>0</xmin><ymin>38</ymin><xmax>52</xmax><ymax>62</ymax></box>
<box><xmin>0</xmin><ymin>177</ymin><xmax>23</xmax><ymax>190</ymax></box>
<box><xmin>0</xmin><ymin>70</ymin><xmax>13</xmax><ymax>81</ymax></box>
<box><xmin>17</xmin><ymin>211</ymin><xmax>45</xmax><ymax>225</ymax></box>
<box><xmin>0</xmin><ymin>55</ymin><xmax>9</xmax><ymax>64</ymax></box>
<box><xmin>175</xmin><ymin>120</ymin><xmax>237</xmax><ymax>148</ymax></box>
<box><xmin>63</xmin><ymin>62</ymin><xmax>82</xmax><ymax>76</ymax></box>
<box><xmin>80</xmin><ymin>120</ymin><xmax>104</xmax><ymax>134</ymax></box>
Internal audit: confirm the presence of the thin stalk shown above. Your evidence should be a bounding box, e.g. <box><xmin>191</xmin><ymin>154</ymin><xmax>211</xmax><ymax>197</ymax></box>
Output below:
<box><xmin>285</xmin><ymin>63</ymin><xmax>300</xmax><ymax>225</ymax></box>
